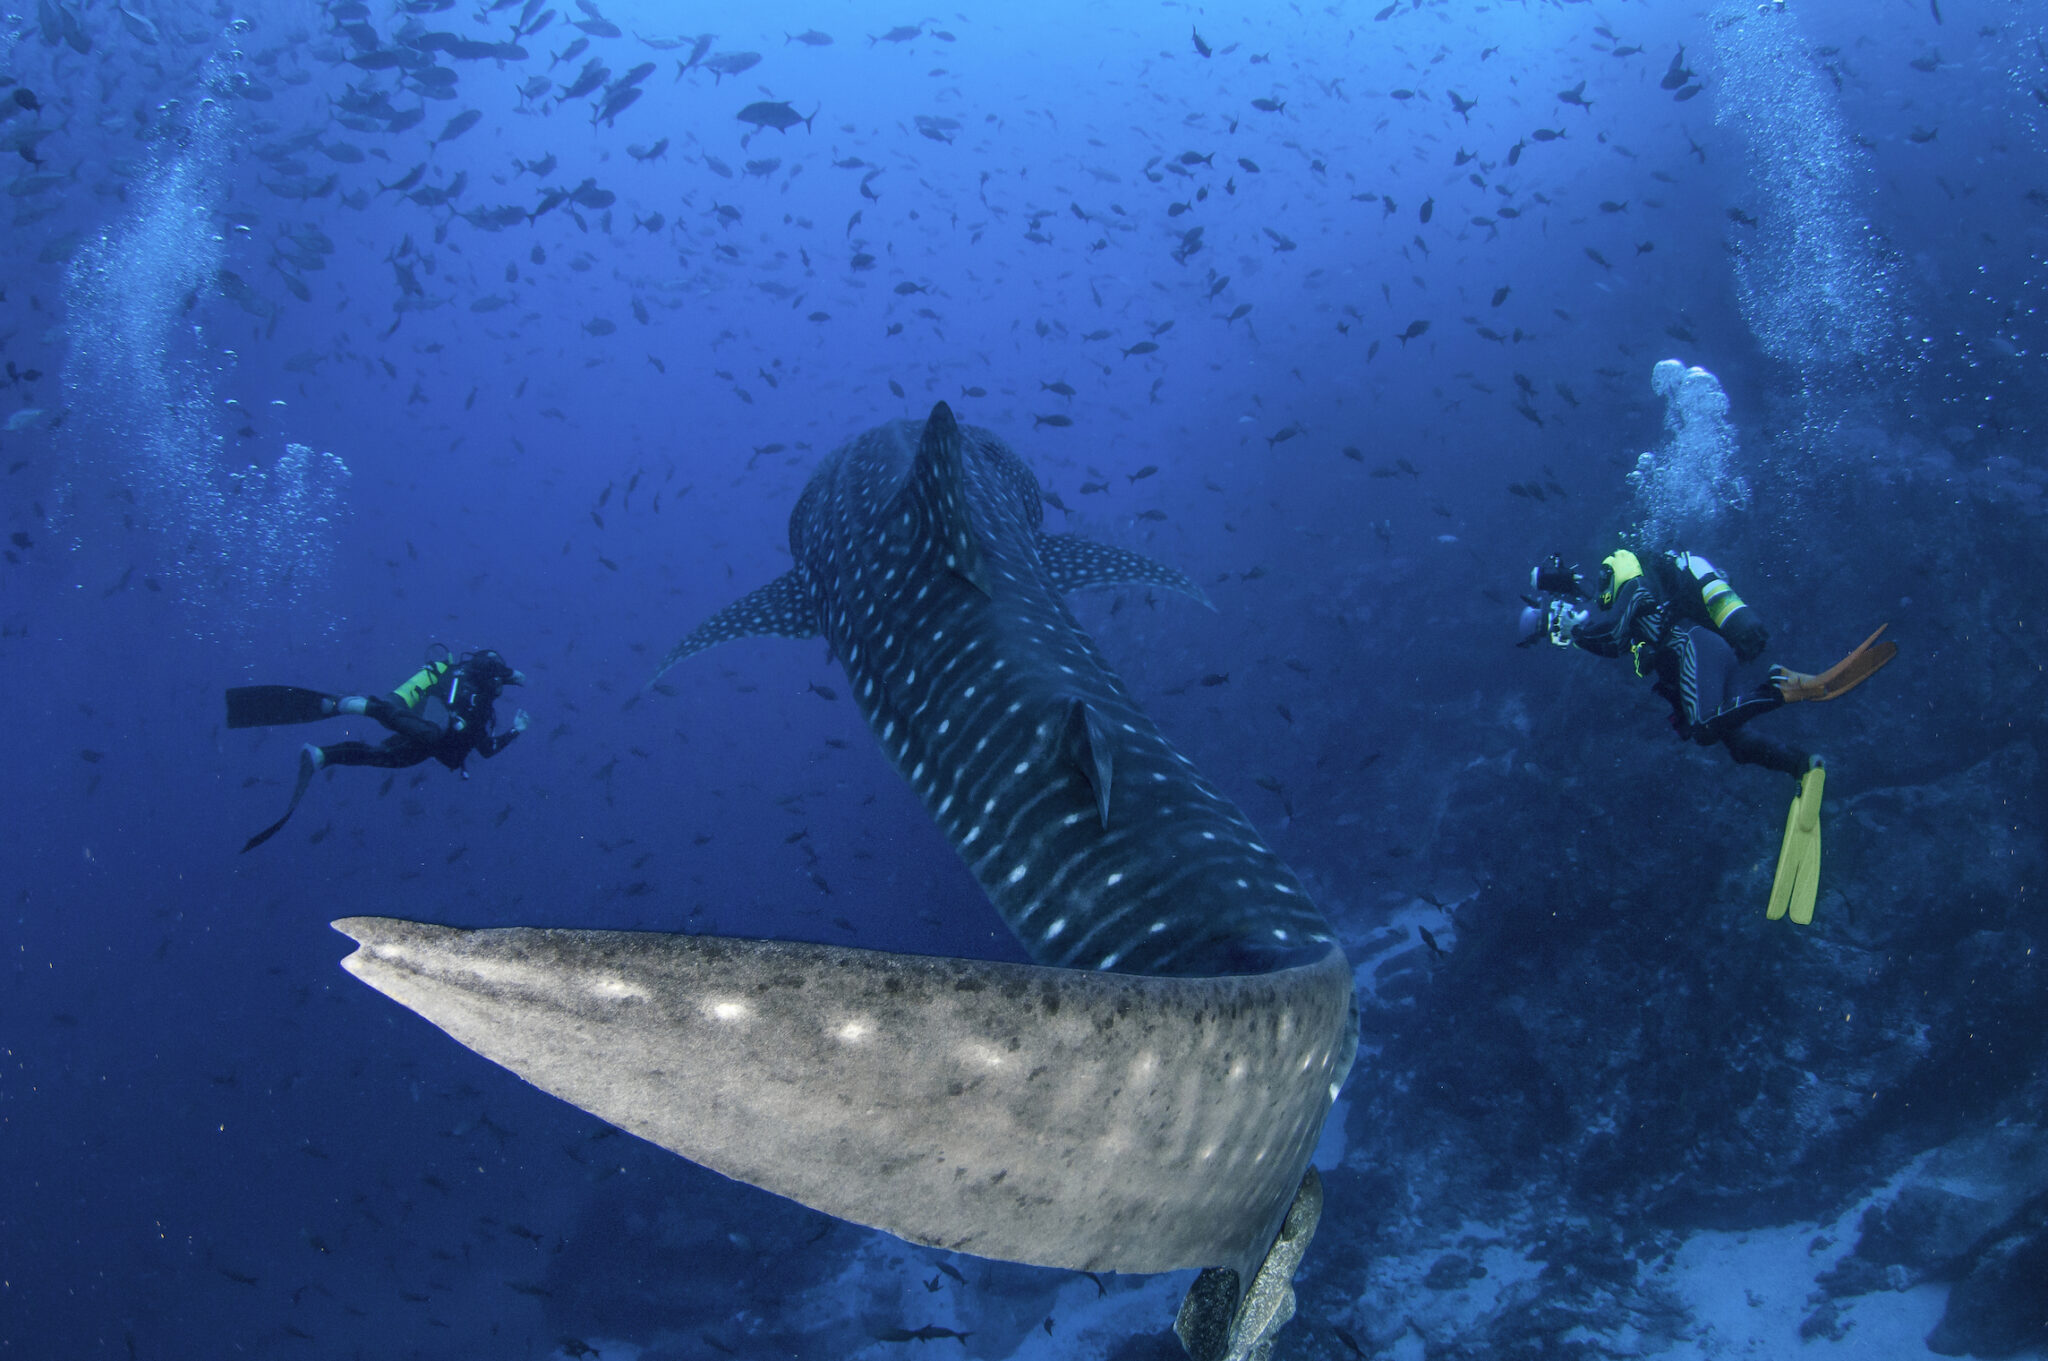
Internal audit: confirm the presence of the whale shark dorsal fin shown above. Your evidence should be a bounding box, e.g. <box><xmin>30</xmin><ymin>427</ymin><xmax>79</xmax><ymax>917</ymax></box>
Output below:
<box><xmin>902</xmin><ymin>401</ymin><xmax>992</xmax><ymax>596</ymax></box>
<box><xmin>653</xmin><ymin>570</ymin><xmax>815</xmax><ymax>681</ymax></box>
<box><xmin>1062</xmin><ymin>697</ymin><xmax>1114</xmax><ymax>829</ymax></box>
<box><xmin>1037</xmin><ymin>532</ymin><xmax>1215</xmax><ymax>610</ymax></box>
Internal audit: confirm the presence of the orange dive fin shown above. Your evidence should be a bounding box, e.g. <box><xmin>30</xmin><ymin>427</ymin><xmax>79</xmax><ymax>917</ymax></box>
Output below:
<box><xmin>1771</xmin><ymin>624</ymin><xmax>1897</xmax><ymax>703</ymax></box>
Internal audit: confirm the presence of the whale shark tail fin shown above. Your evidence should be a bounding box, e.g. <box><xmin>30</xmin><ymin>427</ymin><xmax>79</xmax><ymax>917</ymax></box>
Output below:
<box><xmin>332</xmin><ymin>918</ymin><xmax>1352</xmax><ymax>1279</ymax></box>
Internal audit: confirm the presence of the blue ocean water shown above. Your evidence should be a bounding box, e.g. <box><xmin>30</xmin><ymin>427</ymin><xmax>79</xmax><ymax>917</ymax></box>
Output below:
<box><xmin>4</xmin><ymin>0</ymin><xmax>2045</xmax><ymax>1357</ymax></box>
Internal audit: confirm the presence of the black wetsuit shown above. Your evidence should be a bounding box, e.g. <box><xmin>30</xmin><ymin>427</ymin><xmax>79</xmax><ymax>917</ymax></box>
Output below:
<box><xmin>1570</xmin><ymin>556</ymin><xmax>1806</xmax><ymax>777</ymax></box>
<box><xmin>320</xmin><ymin>665</ymin><xmax>519</xmax><ymax>773</ymax></box>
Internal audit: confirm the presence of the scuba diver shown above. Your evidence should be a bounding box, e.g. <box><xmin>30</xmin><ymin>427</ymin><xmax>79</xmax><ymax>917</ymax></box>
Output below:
<box><xmin>1518</xmin><ymin>547</ymin><xmax>1895</xmax><ymax>923</ymax></box>
<box><xmin>226</xmin><ymin>648</ymin><xmax>530</xmax><ymax>853</ymax></box>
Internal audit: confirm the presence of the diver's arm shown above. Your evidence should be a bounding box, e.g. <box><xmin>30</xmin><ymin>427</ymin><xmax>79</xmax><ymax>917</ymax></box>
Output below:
<box><xmin>1569</xmin><ymin>615</ymin><xmax>1626</xmax><ymax>658</ymax></box>
<box><xmin>474</xmin><ymin>709</ymin><xmax>529</xmax><ymax>759</ymax></box>
<box><xmin>1568</xmin><ymin>585</ymin><xmax>1653</xmax><ymax>658</ymax></box>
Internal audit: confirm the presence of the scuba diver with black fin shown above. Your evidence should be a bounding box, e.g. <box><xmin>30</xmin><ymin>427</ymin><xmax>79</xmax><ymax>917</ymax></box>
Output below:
<box><xmin>1518</xmin><ymin>547</ymin><xmax>1896</xmax><ymax>923</ymax></box>
<box><xmin>227</xmin><ymin>647</ymin><xmax>530</xmax><ymax>853</ymax></box>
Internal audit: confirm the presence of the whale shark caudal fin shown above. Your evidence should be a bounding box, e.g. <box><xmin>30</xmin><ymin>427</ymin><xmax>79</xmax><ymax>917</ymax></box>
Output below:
<box><xmin>333</xmin><ymin>917</ymin><xmax>1354</xmax><ymax>1278</ymax></box>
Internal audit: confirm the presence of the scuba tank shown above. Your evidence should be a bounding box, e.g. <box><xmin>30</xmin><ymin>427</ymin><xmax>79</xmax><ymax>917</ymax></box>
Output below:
<box><xmin>1666</xmin><ymin>552</ymin><xmax>1769</xmax><ymax>662</ymax></box>
<box><xmin>392</xmin><ymin>643</ymin><xmax>454</xmax><ymax>711</ymax></box>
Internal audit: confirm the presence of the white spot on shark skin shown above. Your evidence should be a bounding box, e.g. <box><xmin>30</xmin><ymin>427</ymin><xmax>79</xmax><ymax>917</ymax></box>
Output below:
<box><xmin>1045</xmin><ymin>917</ymin><xmax>1067</xmax><ymax>940</ymax></box>
<box><xmin>1007</xmin><ymin>864</ymin><xmax>1029</xmax><ymax>885</ymax></box>
<box><xmin>587</xmin><ymin>975</ymin><xmax>648</xmax><ymax>1001</ymax></box>
<box><xmin>835</xmin><ymin>1019</ymin><xmax>872</xmax><ymax>1043</ymax></box>
<box><xmin>707</xmin><ymin>999</ymin><xmax>750</xmax><ymax>1022</ymax></box>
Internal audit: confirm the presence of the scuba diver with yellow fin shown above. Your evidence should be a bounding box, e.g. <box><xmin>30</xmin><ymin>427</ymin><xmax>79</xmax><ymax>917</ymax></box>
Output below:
<box><xmin>227</xmin><ymin>647</ymin><xmax>529</xmax><ymax>853</ymax></box>
<box><xmin>1518</xmin><ymin>548</ymin><xmax>1896</xmax><ymax>923</ymax></box>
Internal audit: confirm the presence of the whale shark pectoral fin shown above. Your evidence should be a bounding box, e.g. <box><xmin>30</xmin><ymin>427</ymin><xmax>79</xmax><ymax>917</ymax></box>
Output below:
<box><xmin>1062</xmin><ymin>697</ymin><xmax>1114</xmax><ymax>829</ymax></box>
<box><xmin>1036</xmin><ymin>532</ymin><xmax>1215</xmax><ymax>610</ymax></box>
<box><xmin>654</xmin><ymin>570</ymin><xmax>817</xmax><ymax>681</ymax></box>
<box><xmin>904</xmin><ymin>401</ymin><xmax>993</xmax><ymax>596</ymax></box>
<box><xmin>333</xmin><ymin>918</ymin><xmax>1354</xmax><ymax>1276</ymax></box>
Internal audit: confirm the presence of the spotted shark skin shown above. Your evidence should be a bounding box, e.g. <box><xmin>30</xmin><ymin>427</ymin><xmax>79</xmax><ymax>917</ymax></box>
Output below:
<box><xmin>665</xmin><ymin>403</ymin><xmax>1335</xmax><ymax>976</ymax></box>
<box><xmin>335</xmin><ymin>403</ymin><xmax>1355</xmax><ymax>1290</ymax></box>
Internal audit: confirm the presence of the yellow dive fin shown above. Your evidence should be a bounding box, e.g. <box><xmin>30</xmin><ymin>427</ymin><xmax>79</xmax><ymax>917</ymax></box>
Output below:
<box><xmin>1766</xmin><ymin>760</ymin><xmax>1825</xmax><ymax>925</ymax></box>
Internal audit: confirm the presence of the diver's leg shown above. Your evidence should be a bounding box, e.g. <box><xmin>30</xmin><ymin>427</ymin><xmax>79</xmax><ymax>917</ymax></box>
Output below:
<box><xmin>319</xmin><ymin>734</ymin><xmax>435</xmax><ymax>770</ymax></box>
<box><xmin>1665</xmin><ymin>626</ymin><xmax>1713</xmax><ymax>738</ymax></box>
<box><xmin>1721</xmin><ymin>726</ymin><xmax>1810</xmax><ymax>778</ymax></box>
<box><xmin>357</xmin><ymin>695</ymin><xmax>443</xmax><ymax>745</ymax></box>
<box><xmin>1684</xmin><ymin>628</ymin><xmax>1789</xmax><ymax>740</ymax></box>
<box><xmin>1688</xmin><ymin>628</ymin><xmax>1739</xmax><ymax>725</ymax></box>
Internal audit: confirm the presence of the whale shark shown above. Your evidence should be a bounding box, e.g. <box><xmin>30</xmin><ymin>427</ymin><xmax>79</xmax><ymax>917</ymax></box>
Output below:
<box><xmin>334</xmin><ymin>403</ymin><xmax>1357</xmax><ymax>1358</ymax></box>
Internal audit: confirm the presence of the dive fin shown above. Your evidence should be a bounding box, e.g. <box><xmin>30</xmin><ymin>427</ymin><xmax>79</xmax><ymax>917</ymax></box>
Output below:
<box><xmin>1766</xmin><ymin>759</ymin><xmax>1825</xmax><ymax>924</ymax></box>
<box><xmin>654</xmin><ymin>571</ymin><xmax>818</xmax><ymax>682</ymax></box>
<box><xmin>331</xmin><ymin>918</ymin><xmax>1353</xmax><ymax>1275</ymax></box>
<box><xmin>1771</xmin><ymin>624</ymin><xmax>1896</xmax><ymax>702</ymax></box>
<box><xmin>1037</xmin><ymin>532</ymin><xmax>1215</xmax><ymax>609</ymax></box>
<box><xmin>242</xmin><ymin>747</ymin><xmax>320</xmax><ymax>853</ymax></box>
<box><xmin>225</xmin><ymin>685</ymin><xmax>336</xmax><ymax>729</ymax></box>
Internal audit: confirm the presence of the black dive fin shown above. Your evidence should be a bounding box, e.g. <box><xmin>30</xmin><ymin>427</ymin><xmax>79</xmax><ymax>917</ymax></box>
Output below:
<box><xmin>654</xmin><ymin>571</ymin><xmax>818</xmax><ymax>682</ymax></box>
<box><xmin>906</xmin><ymin>402</ymin><xmax>993</xmax><ymax>596</ymax></box>
<box><xmin>242</xmin><ymin>750</ymin><xmax>319</xmax><ymax>853</ymax></box>
<box><xmin>1063</xmin><ymin>697</ymin><xmax>1115</xmax><ymax>829</ymax></box>
<box><xmin>225</xmin><ymin>685</ymin><xmax>336</xmax><ymax>729</ymax></box>
<box><xmin>1037</xmin><ymin>533</ymin><xmax>1214</xmax><ymax>609</ymax></box>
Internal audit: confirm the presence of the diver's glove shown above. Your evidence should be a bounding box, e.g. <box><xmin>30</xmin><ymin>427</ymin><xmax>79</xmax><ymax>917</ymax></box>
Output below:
<box><xmin>1546</xmin><ymin>598</ymin><xmax>1588</xmax><ymax>646</ymax></box>
<box><xmin>512</xmin><ymin>709</ymin><xmax>531</xmax><ymax>733</ymax></box>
